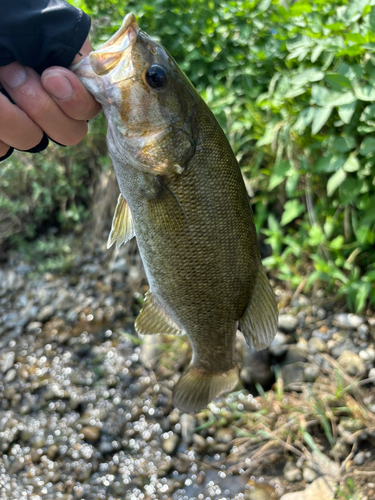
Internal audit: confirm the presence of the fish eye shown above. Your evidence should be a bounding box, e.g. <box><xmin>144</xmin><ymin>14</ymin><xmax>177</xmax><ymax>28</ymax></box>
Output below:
<box><xmin>145</xmin><ymin>64</ymin><xmax>168</xmax><ymax>89</ymax></box>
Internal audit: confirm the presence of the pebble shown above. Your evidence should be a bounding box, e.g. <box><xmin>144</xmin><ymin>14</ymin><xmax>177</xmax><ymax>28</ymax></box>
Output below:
<box><xmin>333</xmin><ymin>313</ymin><xmax>364</xmax><ymax>329</ymax></box>
<box><xmin>37</xmin><ymin>304</ymin><xmax>55</xmax><ymax>322</ymax></box>
<box><xmin>304</xmin><ymin>365</ymin><xmax>320</xmax><ymax>382</ymax></box>
<box><xmin>284</xmin><ymin>462</ymin><xmax>302</xmax><ymax>482</ymax></box>
<box><xmin>302</xmin><ymin>466</ymin><xmax>318</xmax><ymax>483</ymax></box>
<box><xmin>354</xmin><ymin>451</ymin><xmax>365</xmax><ymax>466</ymax></box>
<box><xmin>26</xmin><ymin>321</ymin><xmax>43</xmax><ymax>333</ymax></box>
<box><xmin>308</xmin><ymin>337</ymin><xmax>326</xmax><ymax>353</ymax></box>
<box><xmin>180</xmin><ymin>413</ymin><xmax>195</xmax><ymax>444</ymax></box>
<box><xmin>1</xmin><ymin>351</ymin><xmax>15</xmax><ymax>373</ymax></box>
<box><xmin>81</xmin><ymin>426</ymin><xmax>101</xmax><ymax>442</ymax></box>
<box><xmin>359</xmin><ymin>347</ymin><xmax>375</xmax><ymax>363</ymax></box>
<box><xmin>162</xmin><ymin>433</ymin><xmax>180</xmax><ymax>455</ymax></box>
<box><xmin>337</xmin><ymin>350</ymin><xmax>366</xmax><ymax>377</ymax></box>
<box><xmin>369</xmin><ymin>367</ymin><xmax>375</xmax><ymax>382</ymax></box>
<box><xmin>278</xmin><ymin>315</ymin><xmax>298</xmax><ymax>333</ymax></box>
<box><xmin>280</xmin><ymin>477</ymin><xmax>334</xmax><ymax>500</ymax></box>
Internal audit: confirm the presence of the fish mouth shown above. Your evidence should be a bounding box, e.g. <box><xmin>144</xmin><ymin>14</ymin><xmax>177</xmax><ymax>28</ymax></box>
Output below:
<box><xmin>71</xmin><ymin>13</ymin><xmax>139</xmax><ymax>88</ymax></box>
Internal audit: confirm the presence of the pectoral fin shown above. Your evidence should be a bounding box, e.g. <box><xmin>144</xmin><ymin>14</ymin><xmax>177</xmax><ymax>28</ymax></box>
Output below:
<box><xmin>145</xmin><ymin>176</ymin><xmax>188</xmax><ymax>234</ymax></box>
<box><xmin>239</xmin><ymin>264</ymin><xmax>278</xmax><ymax>351</ymax></box>
<box><xmin>135</xmin><ymin>291</ymin><xmax>184</xmax><ymax>336</ymax></box>
<box><xmin>107</xmin><ymin>194</ymin><xmax>135</xmax><ymax>249</ymax></box>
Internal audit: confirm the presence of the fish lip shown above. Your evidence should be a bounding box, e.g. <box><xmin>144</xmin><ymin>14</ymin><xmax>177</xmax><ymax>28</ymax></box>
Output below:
<box><xmin>70</xmin><ymin>12</ymin><xmax>139</xmax><ymax>81</ymax></box>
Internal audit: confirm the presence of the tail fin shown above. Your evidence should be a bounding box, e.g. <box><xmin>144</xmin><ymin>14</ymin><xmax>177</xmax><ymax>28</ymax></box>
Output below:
<box><xmin>172</xmin><ymin>365</ymin><xmax>238</xmax><ymax>413</ymax></box>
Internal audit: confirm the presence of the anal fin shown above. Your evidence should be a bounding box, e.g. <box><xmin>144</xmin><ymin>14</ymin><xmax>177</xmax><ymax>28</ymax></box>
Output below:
<box><xmin>107</xmin><ymin>194</ymin><xmax>135</xmax><ymax>249</ymax></box>
<box><xmin>239</xmin><ymin>263</ymin><xmax>278</xmax><ymax>351</ymax></box>
<box><xmin>173</xmin><ymin>365</ymin><xmax>239</xmax><ymax>413</ymax></box>
<box><xmin>135</xmin><ymin>291</ymin><xmax>184</xmax><ymax>336</ymax></box>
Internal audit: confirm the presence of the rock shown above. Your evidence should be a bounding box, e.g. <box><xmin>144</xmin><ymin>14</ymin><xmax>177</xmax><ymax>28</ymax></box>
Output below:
<box><xmin>111</xmin><ymin>257</ymin><xmax>128</xmax><ymax>274</ymax></box>
<box><xmin>303</xmin><ymin>466</ymin><xmax>318</xmax><ymax>483</ymax></box>
<box><xmin>330</xmin><ymin>439</ymin><xmax>348</xmax><ymax>460</ymax></box>
<box><xmin>81</xmin><ymin>426</ymin><xmax>101</xmax><ymax>442</ymax></box>
<box><xmin>354</xmin><ymin>451</ymin><xmax>365</xmax><ymax>466</ymax></box>
<box><xmin>333</xmin><ymin>313</ymin><xmax>364</xmax><ymax>330</ymax></box>
<box><xmin>284</xmin><ymin>462</ymin><xmax>302</xmax><ymax>482</ymax></box>
<box><xmin>358</xmin><ymin>323</ymin><xmax>369</xmax><ymax>340</ymax></box>
<box><xmin>55</xmin><ymin>290</ymin><xmax>76</xmax><ymax>311</ymax></box>
<box><xmin>337</xmin><ymin>350</ymin><xmax>365</xmax><ymax>378</ymax></box>
<box><xmin>38</xmin><ymin>304</ymin><xmax>55</xmax><ymax>322</ymax></box>
<box><xmin>280</xmin><ymin>477</ymin><xmax>335</xmax><ymax>500</ymax></box>
<box><xmin>215</xmin><ymin>428</ymin><xmax>233</xmax><ymax>444</ymax></box>
<box><xmin>162</xmin><ymin>433</ymin><xmax>180</xmax><ymax>455</ymax></box>
<box><xmin>1</xmin><ymin>352</ymin><xmax>15</xmax><ymax>373</ymax></box>
<box><xmin>359</xmin><ymin>347</ymin><xmax>375</xmax><ymax>363</ymax></box>
<box><xmin>192</xmin><ymin>434</ymin><xmax>206</xmax><ymax>452</ymax></box>
<box><xmin>330</xmin><ymin>338</ymin><xmax>355</xmax><ymax>358</ymax></box>
<box><xmin>290</xmin><ymin>294</ymin><xmax>309</xmax><ymax>307</ymax></box>
<box><xmin>369</xmin><ymin>367</ymin><xmax>375</xmax><ymax>382</ymax></box>
<box><xmin>304</xmin><ymin>365</ymin><xmax>320</xmax><ymax>382</ymax></box>
<box><xmin>308</xmin><ymin>337</ymin><xmax>326</xmax><ymax>354</ymax></box>
<box><xmin>4</xmin><ymin>368</ymin><xmax>17</xmax><ymax>382</ymax></box>
<box><xmin>180</xmin><ymin>414</ymin><xmax>195</xmax><ymax>445</ymax></box>
<box><xmin>26</xmin><ymin>321</ymin><xmax>42</xmax><ymax>333</ymax></box>
<box><xmin>278</xmin><ymin>315</ymin><xmax>298</xmax><ymax>333</ymax></box>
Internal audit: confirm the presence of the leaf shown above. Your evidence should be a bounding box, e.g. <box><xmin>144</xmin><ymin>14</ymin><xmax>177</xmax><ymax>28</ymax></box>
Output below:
<box><xmin>268</xmin><ymin>161</ymin><xmax>291</xmax><ymax>191</ymax></box>
<box><xmin>290</xmin><ymin>68</ymin><xmax>325</xmax><ymax>88</ymax></box>
<box><xmin>370</xmin><ymin>7</ymin><xmax>375</xmax><ymax>33</ymax></box>
<box><xmin>333</xmin><ymin>136</ymin><xmax>356</xmax><ymax>153</ymax></box>
<box><xmin>315</xmin><ymin>155</ymin><xmax>345</xmax><ymax>173</ymax></box>
<box><xmin>280</xmin><ymin>200</ymin><xmax>305</xmax><ymax>226</ymax></box>
<box><xmin>311</xmin><ymin>107</ymin><xmax>332</xmax><ymax>135</ymax></box>
<box><xmin>325</xmin><ymin>73</ymin><xmax>352</xmax><ymax>90</ymax></box>
<box><xmin>257</xmin><ymin>0</ymin><xmax>271</xmax><ymax>13</ymax></box>
<box><xmin>327</xmin><ymin>168</ymin><xmax>347</xmax><ymax>196</ymax></box>
<box><xmin>360</xmin><ymin>103</ymin><xmax>375</xmax><ymax>122</ymax></box>
<box><xmin>355</xmin><ymin>283</ymin><xmax>371</xmax><ymax>313</ymax></box>
<box><xmin>343</xmin><ymin>155</ymin><xmax>360</xmax><ymax>172</ymax></box>
<box><xmin>360</xmin><ymin>137</ymin><xmax>375</xmax><ymax>155</ymax></box>
<box><xmin>256</xmin><ymin>120</ymin><xmax>279</xmax><ymax>147</ymax></box>
<box><xmin>338</xmin><ymin>101</ymin><xmax>357</xmax><ymax>124</ymax></box>
<box><xmin>292</xmin><ymin>107</ymin><xmax>315</xmax><ymax>134</ymax></box>
<box><xmin>354</xmin><ymin>84</ymin><xmax>375</xmax><ymax>101</ymax></box>
<box><xmin>311</xmin><ymin>85</ymin><xmax>356</xmax><ymax>107</ymax></box>
<box><xmin>311</xmin><ymin>45</ymin><xmax>324</xmax><ymax>63</ymax></box>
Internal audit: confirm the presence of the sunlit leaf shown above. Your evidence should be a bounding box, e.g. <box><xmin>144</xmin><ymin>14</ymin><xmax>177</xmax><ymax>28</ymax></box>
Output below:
<box><xmin>327</xmin><ymin>168</ymin><xmax>347</xmax><ymax>196</ymax></box>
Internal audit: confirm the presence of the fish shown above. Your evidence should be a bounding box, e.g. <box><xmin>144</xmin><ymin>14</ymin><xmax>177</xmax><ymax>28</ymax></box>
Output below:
<box><xmin>72</xmin><ymin>13</ymin><xmax>278</xmax><ymax>413</ymax></box>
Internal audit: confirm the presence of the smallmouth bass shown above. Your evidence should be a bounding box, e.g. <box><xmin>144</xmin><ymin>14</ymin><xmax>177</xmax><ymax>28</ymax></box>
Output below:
<box><xmin>72</xmin><ymin>14</ymin><xmax>278</xmax><ymax>413</ymax></box>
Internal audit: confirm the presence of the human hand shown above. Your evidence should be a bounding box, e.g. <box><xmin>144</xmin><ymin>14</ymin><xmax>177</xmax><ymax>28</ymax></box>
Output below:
<box><xmin>0</xmin><ymin>37</ymin><xmax>101</xmax><ymax>159</ymax></box>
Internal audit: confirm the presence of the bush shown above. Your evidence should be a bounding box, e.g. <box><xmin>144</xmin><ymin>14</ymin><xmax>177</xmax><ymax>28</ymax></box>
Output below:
<box><xmin>2</xmin><ymin>0</ymin><xmax>375</xmax><ymax>310</ymax></box>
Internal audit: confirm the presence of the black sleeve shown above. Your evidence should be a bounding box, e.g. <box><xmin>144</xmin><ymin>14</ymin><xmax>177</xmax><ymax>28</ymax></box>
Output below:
<box><xmin>0</xmin><ymin>0</ymin><xmax>91</xmax><ymax>161</ymax></box>
<box><xmin>0</xmin><ymin>0</ymin><xmax>91</xmax><ymax>74</ymax></box>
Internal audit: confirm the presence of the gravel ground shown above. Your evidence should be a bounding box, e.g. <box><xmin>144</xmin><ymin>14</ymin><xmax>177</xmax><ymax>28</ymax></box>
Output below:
<box><xmin>1</xmin><ymin>243</ymin><xmax>375</xmax><ymax>499</ymax></box>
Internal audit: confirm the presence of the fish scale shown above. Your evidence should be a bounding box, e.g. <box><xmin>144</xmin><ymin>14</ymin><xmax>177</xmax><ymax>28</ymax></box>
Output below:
<box><xmin>72</xmin><ymin>13</ymin><xmax>278</xmax><ymax>412</ymax></box>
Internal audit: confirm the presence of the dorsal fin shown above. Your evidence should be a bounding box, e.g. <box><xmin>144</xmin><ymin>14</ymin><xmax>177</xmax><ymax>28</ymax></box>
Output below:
<box><xmin>107</xmin><ymin>194</ymin><xmax>135</xmax><ymax>249</ymax></box>
<box><xmin>239</xmin><ymin>263</ymin><xmax>278</xmax><ymax>351</ymax></box>
<box><xmin>135</xmin><ymin>291</ymin><xmax>184</xmax><ymax>336</ymax></box>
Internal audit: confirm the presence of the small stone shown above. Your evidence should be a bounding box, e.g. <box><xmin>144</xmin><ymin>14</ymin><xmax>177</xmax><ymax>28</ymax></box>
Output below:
<box><xmin>280</xmin><ymin>477</ymin><xmax>334</xmax><ymax>500</ymax></box>
<box><xmin>330</xmin><ymin>439</ymin><xmax>348</xmax><ymax>460</ymax></box>
<box><xmin>111</xmin><ymin>258</ymin><xmax>128</xmax><ymax>273</ymax></box>
<box><xmin>369</xmin><ymin>367</ymin><xmax>375</xmax><ymax>383</ymax></box>
<box><xmin>38</xmin><ymin>304</ymin><xmax>55</xmax><ymax>322</ymax></box>
<box><xmin>354</xmin><ymin>451</ymin><xmax>365</xmax><ymax>466</ymax></box>
<box><xmin>308</xmin><ymin>337</ymin><xmax>326</xmax><ymax>353</ymax></box>
<box><xmin>47</xmin><ymin>444</ymin><xmax>58</xmax><ymax>460</ymax></box>
<box><xmin>81</xmin><ymin>426</ymin><xmax>101</xmax><ymax>442</ymax></box>
<box><xmin>303</xmin><ymin>466</ymin><xmax>318</xmax><ymax>483</ymax></box>
<box><xmin>1</xmin><ymin>352</ymin><xmax>15</xmax><ymax>373</ymax></box>
<box><xmin>290</xmin><ymin>294</ymin><xmax>309</xmax><ymax>307</ymax></box>
<box><xmin>180</xmin><ymin>414</ymin><xmax>195</xmax><ymax>444</ymax></box>
<box><xmin>337</xmin><ymin>350</ymin><xmax>365</xmax><ymax>377</ymax></box>
<box><xmin>333</xmin><ymin>313</ymin><xmax>364</xmax><ymax>330</ymax></box>
<box><xmin>359</xmin><ymin>347</ymin><xmax>375</xmax><ymax>363</ymax></box>
<box><xmin>316</xmin><ymin>308</ymin><xmax>327</xmax><ymax>320</ymax></box>
<box><xmin>26</xmin><ymin>321</ymin><xmax>42</xmax><ymax>333</ymax></box>
<box><xmin>216</xmin><ymin>428</ymin><xmax>233</xmax><ymax>444</ymax></box>
<box><xmin>358</xmin><ymin>324</ymin><xmax>369</xmax><ymax>340</ymax></box>
<box><xmin>304</xmin><ymin>365</ymin><xmax>320</xmax><ymax>382</ymax></box>
<box><xmin>99</xmin><ymin>441</ymin><xmax>114</xmax><ymax>454</ymax></box>
<box><xmin>330</xmin><ymin>338</ymin><xmax>356</xmax><ymax>358</ymax></box>
<box><xmin>284</xmin><ymin>462</ymin><xmax>302</xmax><ymax>482</ymax></box>
<box><xmin>278</xmin><ymin>315</ymin><xmax>298</xmax><ymax>333</ymax></box>
<box><xmin>162</xmin><ymin>433</ymin><xmax>180</xmax><ymax>455</ymax></box>
<box><xmin>192</xmin><ymin>434</ymin><xmax>206</xmax><ymax>452</ymax></box>
<box><xmin>4</xmin><ymin>368</ymin><xmax>17</xmax><ymax>382</ymax></box>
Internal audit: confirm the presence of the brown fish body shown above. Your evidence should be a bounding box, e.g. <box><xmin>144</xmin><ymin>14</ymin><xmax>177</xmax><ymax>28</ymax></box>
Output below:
<box><xmin>73</xmin><ymin>14</ymin><xmax>277</xmax><ymax>412</ymax></box>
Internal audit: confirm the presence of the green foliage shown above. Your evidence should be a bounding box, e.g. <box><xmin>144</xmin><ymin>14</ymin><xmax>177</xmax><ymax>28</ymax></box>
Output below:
<box><xmin>2</xmin><ymin>0</ymin><xmax>375</xmax><ymax>310</ymax></box>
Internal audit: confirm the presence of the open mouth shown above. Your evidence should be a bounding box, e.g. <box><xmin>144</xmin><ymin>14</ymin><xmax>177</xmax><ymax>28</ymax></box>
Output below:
<box><xmin>71</xmin><ymin>13</ymin><xmax>139</xmax><ymax>85</ymax></box>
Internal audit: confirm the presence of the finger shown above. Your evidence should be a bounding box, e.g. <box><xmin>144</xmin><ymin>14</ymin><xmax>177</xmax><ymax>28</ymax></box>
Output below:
<box><xmin>0</xmin><ymin>90</ymin><xmax>43</xmax><ymax>150</ymax></box>
<box><xmin>0</xmin><ymin>140</ymin><xmax>11</xmax><ymax>159</ymax></box>
<box><xmin>0</xmin><ymin>62</ymin><xmax>87</xmax><ymax>146</ymax></box>
<box><xmin>41</xmin><ymin>67</ymin><xmax>101</xmax><ymax>121</ymax></box>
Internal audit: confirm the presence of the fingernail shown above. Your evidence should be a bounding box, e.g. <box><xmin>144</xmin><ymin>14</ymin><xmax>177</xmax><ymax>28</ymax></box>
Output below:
<box><xmin>43</xmin><ymin>72</ymin><xmax>73</xmax><ymax>100</ymax></box>
<box><xmin>0</xmin><ymin>64</ymin><xmax>27</xmax><ymax>88</ymax></box>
